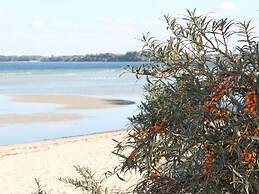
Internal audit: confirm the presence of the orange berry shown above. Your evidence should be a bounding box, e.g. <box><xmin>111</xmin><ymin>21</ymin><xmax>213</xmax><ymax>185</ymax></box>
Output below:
<box><xmin>139</xmin><ymin>130</ymin><xmax>145</xmax><ymax>137</ymax></box>
<box><xmin>149</xmin><ymin>171</ymin><xmax>160</xmax><ymax>178</ymax></box>
<box><xmin>241</xmin><ymin>149</ymin><xmax>256</xmax><ymax>166</ymax></box>
<box><xmin>154</xmin><ymin>122</ymin><xmax>164</xmax><ymax>134</ymax></box>
<box><xmin>128</xmin><ymin>150</ymin><xmax>136</xmax><ymax>163</ymax></box>
<box><xmin>204</xmin><ymin>143</ymin><xmax>209</xmax><ymax>151</ymax></box>
<box><xmin>244</xmin><ymin>90</ymin><xmax>257</xmax><ymax>116</ymax></box>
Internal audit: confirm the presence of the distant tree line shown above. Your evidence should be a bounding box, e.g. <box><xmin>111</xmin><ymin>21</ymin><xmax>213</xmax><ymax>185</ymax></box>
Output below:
<box><xmin>0</xmin><ymin>51</ymin><xmax>152</xmax><ymax>62</ymax></box>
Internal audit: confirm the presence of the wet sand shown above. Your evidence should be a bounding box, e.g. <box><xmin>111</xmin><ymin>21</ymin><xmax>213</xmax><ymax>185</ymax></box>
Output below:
<box><xmin>0</xmin><ymin>94</ymin><xmax>135</xmax><ymax>126</ymax></box>
<box><xmin>13</xmin><ymin>94</ymin><xmax>135</xmax><ymax>110</ymax></box>
<box><xmin>0</xmin><ymin>113</ymin><xmax>84</xmax><ymax>126</ymax></box>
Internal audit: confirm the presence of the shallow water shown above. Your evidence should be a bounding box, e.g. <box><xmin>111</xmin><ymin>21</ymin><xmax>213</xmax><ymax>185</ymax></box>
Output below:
<box><xmin>0</xmin><ymin>62</ymin><xmax>146</xmax><ymax>145</ymax></box>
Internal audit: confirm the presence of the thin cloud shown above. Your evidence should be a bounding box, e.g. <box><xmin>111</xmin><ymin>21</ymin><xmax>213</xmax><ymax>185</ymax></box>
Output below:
<box><xmin>31</xmin><ymin>19</ymin><xmax>48</xmax><ymax>29</ymax></box>
<box><xmin>220</xmin><ymin>1</ymin><xmax>240</xmax><ymax>12</ymax></box>
<box><xmin>0</xmin><ymin>10</ymin><xmax>5</xmax><ymax>15</ymax></box>
<box><xmin>196</xmin><ymin>10</ymin><xmax>216</xmax><ymax>17</ymax></box>
<box><xmin>100</xmin><ymin>17</ymin><xmax>138</xmax><ymax>33</ymax></box>
<box><xmin>101</xmin><ymin>17</ymin><xmax>135</xmax><ymax>25</ymax></box>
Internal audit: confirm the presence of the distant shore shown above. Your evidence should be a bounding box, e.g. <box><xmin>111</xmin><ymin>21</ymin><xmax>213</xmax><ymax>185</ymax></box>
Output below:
<box><xmin>0</xmin><ymin>130</ymin><xmax>139</xmax><ymax>194</ymax></box>
<box><xmin>0</xmin><ymin>51</ymin><xmax>151</xmax><ymax>62</ymax></box>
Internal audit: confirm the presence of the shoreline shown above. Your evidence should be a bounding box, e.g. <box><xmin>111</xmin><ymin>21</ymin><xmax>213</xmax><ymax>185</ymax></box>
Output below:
<box><xmin>0</xmin><ymin>129</ymin><xmax>125</xmax><ymax>148</ymax></box>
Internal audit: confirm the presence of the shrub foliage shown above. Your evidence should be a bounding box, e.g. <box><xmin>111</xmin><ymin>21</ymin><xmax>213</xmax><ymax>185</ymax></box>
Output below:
<box><xmin>31</xmin><ymin>178</ymin><xmax>50</xmax><ymax>194</ymax></box>
<box><xmin>59</xmin><ymin>165</ymin><xmax>107</xmax><ymax>194</ymax></box>
<box><xmin>113</xmin><ymin>9</ymin><xmax>259</xmax><ymax>194</ymax></box>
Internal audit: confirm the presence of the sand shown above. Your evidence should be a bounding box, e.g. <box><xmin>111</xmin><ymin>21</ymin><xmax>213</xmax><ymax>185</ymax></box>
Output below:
<box><xmin>0</xmin><ymin>130</ymin><xmax>139</xmax><ymax>194</ymax></box>
<box><xmin>0</xmin><ymin>95</ymin><xmax>135</xmax><ymax>126</ymax></box>
<box><xmin>13</xmin><ymin>95</ymin><xmax>135</xmax><ymax>110</ymax></box>
<box><xmin>0</xmin><ymin>113</ymin><xmax>84</xmax><ymax>126</ymax></box>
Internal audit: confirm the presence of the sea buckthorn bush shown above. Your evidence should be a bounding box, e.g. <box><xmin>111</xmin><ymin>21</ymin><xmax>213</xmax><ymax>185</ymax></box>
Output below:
<box><xmin>113</xmin><ymin>9</ymin><xmax>259</xmax><ymax>194</ymax></box>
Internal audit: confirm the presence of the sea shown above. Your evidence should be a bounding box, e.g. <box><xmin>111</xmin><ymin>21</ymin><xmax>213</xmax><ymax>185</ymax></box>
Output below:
<box><xmin>0</xmin><ymin>62</ymin><xmax>146</xmax><ymax>145</ymax></box>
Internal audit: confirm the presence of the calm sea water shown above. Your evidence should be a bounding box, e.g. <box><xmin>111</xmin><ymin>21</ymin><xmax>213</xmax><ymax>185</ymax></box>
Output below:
<box><xmin>0</xmin><ymin>62</ymin><xmax>146</xmax><ymax>145</ymax></box>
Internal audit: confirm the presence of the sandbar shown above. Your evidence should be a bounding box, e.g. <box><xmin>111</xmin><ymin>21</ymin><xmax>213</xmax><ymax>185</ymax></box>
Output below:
<box><xmin>0</xmin><ymin>113</ymin><xmax>84</xmax><ymax>126</ymax></box>
<box><xmin>13</xmin><ymin>94</ymin><xmax>135</xmax><ymax>110</ymax></box>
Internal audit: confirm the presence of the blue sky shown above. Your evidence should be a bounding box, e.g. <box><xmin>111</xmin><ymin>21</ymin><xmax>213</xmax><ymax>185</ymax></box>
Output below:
<box><xmin>0</xmin><ymin>0</ymin><xmax>258</xmax><ymax>55</ymax></box>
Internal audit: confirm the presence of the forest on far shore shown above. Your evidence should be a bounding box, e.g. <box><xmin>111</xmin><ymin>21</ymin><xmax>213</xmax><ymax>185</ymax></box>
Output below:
<box><xmin>0</xmin><ymin>51</ymin><xmax>151</xmax><ymax>62</ymax></box>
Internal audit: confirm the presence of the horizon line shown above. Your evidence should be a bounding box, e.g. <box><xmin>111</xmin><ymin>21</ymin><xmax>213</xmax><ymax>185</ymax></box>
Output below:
<box><xmin>0</xmin><ymin>51</ymin><xmax>142</xmax><ymax>57</ymax></box>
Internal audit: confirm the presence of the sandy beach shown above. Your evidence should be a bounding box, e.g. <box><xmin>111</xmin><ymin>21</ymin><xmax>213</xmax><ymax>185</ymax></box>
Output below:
<box><xmin>0</xmin><ymin>64</ymin><xmax>142</xmax><ymax>193</ymax></box>
<box><xmin>0</xmin><ymin>130</ymin><xmax>139</xmax><ymax>194</ymax></box>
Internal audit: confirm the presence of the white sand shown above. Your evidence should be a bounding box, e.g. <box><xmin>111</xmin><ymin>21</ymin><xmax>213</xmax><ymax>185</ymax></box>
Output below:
<box><xmin>0</xmin><ymin>131</ymin><xmax>139</xmax><ymax>194</ymax></box>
